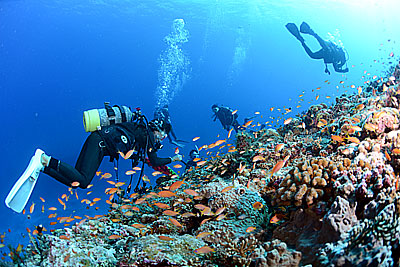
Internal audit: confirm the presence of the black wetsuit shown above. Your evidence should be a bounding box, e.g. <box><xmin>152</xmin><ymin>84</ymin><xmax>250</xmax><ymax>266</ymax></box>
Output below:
<box><xmin>43</xmin><ymin>122</ymin><xmax>172</xmax><ymax>189</ymax></box>
<box><xmin>213</xmin><ymin>107</ymin><xmax>241</xmax><ymax>133</ymax></box>
<box><xmin>301</xmin><ymin>34</ymin><xmax>348</xmax><ymax>74</ymax></box>
<box><xmin>154</xmin><ymin>105</ymin><xmax>182</xmax><ymax>146</ymax></box>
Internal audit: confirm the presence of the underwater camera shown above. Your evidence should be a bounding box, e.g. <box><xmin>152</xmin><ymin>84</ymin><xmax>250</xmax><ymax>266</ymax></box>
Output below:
<box><xmin>83</xmin><ymin>102</ymin><xmax>136</xmax><ymax>132</ymax></box>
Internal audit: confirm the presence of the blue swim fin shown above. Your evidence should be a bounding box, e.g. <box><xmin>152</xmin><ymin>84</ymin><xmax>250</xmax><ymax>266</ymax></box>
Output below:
<box><xmin>285</xmin><ymin>23</ymin><xmax>304</xmax><ymax>43</ymax></box>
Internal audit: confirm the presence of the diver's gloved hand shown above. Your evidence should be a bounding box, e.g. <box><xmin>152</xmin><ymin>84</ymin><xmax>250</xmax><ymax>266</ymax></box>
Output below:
<box><xmin>170</xmin><ymin>154</ymin><xmax>183</xmax><ymax>162</ymax></box>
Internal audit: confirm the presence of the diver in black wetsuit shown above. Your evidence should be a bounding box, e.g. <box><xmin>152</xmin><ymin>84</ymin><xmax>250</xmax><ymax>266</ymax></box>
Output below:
<box><xmin>154</xmin><ymin>105</ymin><xmax>187</xmax><ymax>148</ymax></box>
<box><xmin>184</xmin><ymin>146</ymin><xmax>200</xmax><ymax>171</ymax></box>
<box><xmin>39</xmin><ymin>118</ymin><xmax>182</xmax><ymax>189</ymax></box>
<box><xmin>211</xmin><ymin>104</ymin><xmax>242</xmax><ymax>133</ymax></box>
<box><xmin>286</xmin><ymin>22</ymin><xmax>349</xmax><ymax>75</ymax></box>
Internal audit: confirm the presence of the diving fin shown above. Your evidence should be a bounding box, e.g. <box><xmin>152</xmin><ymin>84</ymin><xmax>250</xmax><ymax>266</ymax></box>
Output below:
<box><xmin>285</xmin><ymin>23</ymin><xmax>304</xmax><ymax>43</ymax></box>
<box><xmin>300</xmin><ymin>22</ymin><xmax>314</xmax><ymax>35</ymax></box>
<box><xmin>5</xmin><ymin>149</ymin><xmax>44</xmax><ymax>213</ymax></box>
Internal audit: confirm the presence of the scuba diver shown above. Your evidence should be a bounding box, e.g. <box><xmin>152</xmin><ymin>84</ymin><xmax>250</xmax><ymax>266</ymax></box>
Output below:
<box><xmin>285</xmin><ymin>22</ymin><xmax>349</xmax><ymax>75</ymax></box>
<box><xmin>154</xmin><ymin>105</ymin><xmax>187</xmax><ymax>148</ymax></box>
<box><xmin>211</xmin><ymin>104</ymin><xmax>243</xmax><ymax>133</ymax></box>
<box><xmin>184</xmin><ymin>146</ymin><xmax>200</xmax><ymax>171</ymax></box>
<box><xmin>5</xmin><ymin>106</ymin><xmax>182</xmax><ymax>213</ymax></box>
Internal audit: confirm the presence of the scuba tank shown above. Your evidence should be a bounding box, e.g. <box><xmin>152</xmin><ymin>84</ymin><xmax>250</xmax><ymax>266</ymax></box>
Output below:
<box><xmin>83</xmin><ymin>102</ymin><xmax>137</xmax><ymax>132</ymax></box>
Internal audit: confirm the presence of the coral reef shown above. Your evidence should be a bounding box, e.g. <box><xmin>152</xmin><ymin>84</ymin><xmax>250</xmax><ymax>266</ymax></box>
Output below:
<box><xmin>4</xmin><ymin>59</ymin><xmax>400</xmax><ymax>267</ymax></box>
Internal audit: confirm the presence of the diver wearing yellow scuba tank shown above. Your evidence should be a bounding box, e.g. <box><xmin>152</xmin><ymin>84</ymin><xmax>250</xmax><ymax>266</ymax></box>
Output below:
<box><xmin>42</xmin><ymin>118</ymin><xmax>182</xmax><ymax>189</ymax></box>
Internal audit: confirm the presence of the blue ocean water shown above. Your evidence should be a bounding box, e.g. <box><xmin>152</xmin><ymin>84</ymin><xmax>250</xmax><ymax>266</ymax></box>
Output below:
<box><xmin>0</xmin><ymin>0</ymin><xmax>399</xmax><ymax>252</ymax></box>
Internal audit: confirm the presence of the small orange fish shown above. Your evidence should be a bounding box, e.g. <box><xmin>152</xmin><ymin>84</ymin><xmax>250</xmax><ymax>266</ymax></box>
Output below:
<box><xmin>174</xmin><ymin>147</ymin><xmax>179</xmax><ymax>154</ymax></box>
<box><xmin>196</xmin><ymin>232</ymin><xmax>211</xmax><ymax>238</ymax></box>
<box><xmin>197</xmin><ymin>161</ymin><xmax>207</xmax><ymax>166</ymax></box>
<box><xmin>331</xmin><ymin>135</ymin><xmax>344</xmax><ymax>142</ymax></box>
<box><xmin>169</xmin><ymin>180</ymin><xmax>184</xmax><ymax>191</ymax></box>
<box><xmin>194</xmin><ymin>204</ymin><xmax>207</xmax><ymax>210</ymax></box>
<box><xmin>59</xmin><ymin>235</ymin><xmax>70</xmax><ymax>240</ymax></box>
<box><xmin>163</xmin><ymin>210</ymin><xmax>179</xmax><ymax>216</ymax></box>
<box><xmin>158</xmin><ymin>235</ymin><xmax>174</xmax><ymax>241</ymax></box>
<box><xmin>71</xmin><ymin>181</ymin><xmax>80</xmax><ymax>187</ymax></box>
<box><xmin>101</xmin><ymin>173</ymin><xmax>112</xmax><ymax>179</ymax></box>
<box><xmin>271</xmin><ymin>160</ymin><xmax>285</xmax><ymax>176</ymax></box>
<box><xmin>385</xmin><ymin>151</ymin><xmax>391</xmax><ymax>161</ymax></box>
<box><xmin>315</xmin><ymin>95</ymin><xmax>320</xmax><ymax>100</ymax></box>
<box><xmin>182</xmin><ymin>212</ymin><xmax>196</xmax><ymax>218</ymax></box>
<box><xmin>347</xmin><ymin>137</ymin><xmax>360</xmax><ymax>144</ymax></box>
<box><xmin>173</xmin><ymin>164</ymin><xmax>182</xmax><ymax>168</ymax></box>
<box><xmin>275</xmin><ymin>143</ymin><xmax>285</xmax><ymax>153</ymax></box>
<box><xmin>92</xmin><ymin>198</ymin><xmax>101</xmax><ymax>202</ymax></box>
<box><xmin>64</xmin><ymin>254</ymin><xmax>70</xmax><ymax>263</ymax></box>
<box><xmin>215</xmin><ymin>207</ymin><xmax>226</xmax><ymax>216</ymax></box>
<box><xmin>269</xmin><ymin>214</ymin><xmax>283</xmax><ymax>224</ymax></box>
<box><xmin>153</xmin><ymin>202</ymin><xmax>170</xmax><ymax>209</ymax></box>
<box><xmin>364</xmin><ymin>123</ymin><xmax>377</xmax><ymax>132</ymax></box>
<box><xmin>252</xmin><ymin>202</ymin><xmax>263</xmax><ymax>210</ymax></box>
<box><xmin>108</xmin><ymin>235</ymin><xmax>121</xmax><ymax>239</ymax></box>
<box><xmin>39</xmin><ymin>197</ymin><xmax>45</xmax><ymax>203</ymax></box>
<box><xmin>29</xmin><ymin>203</ymin><xmax>35</xmax><ymax>214</ymax></box>
<box><xmin>392</xmin><ymin>148</ymin><xmax>400</xmax><ymax>155</ymax></box>
<box><xmin>246</xmin><ymin>226</ymin><xmax>256</xmax><ymax>233</ymax></box>
<box><xmin>135</xmin><ymin>198</ymin><xmax>146</xmax><ymax>205</ymax></box>
<box><xmin>252</xmin><ymin>155</ymin><xmax>265</xmax><ymax>162</ymax></box>
<box><xmin>115</xmin><ymin>182</ymin><xmax>125</xmax><ymax>187</ymax></box>
<box><xmin>131</xmin><ymin>223</ymin><xmax>146</xmax><ymax>229</ymax></box>
<box><xmin>243</xmin><ymin>120</ymin><xmax>253</xmax><ymax>128</ymax></box>
<box><xmin>184</xmin><ymin>189</ymin><xmax>199</xmax><ymax>196</ymax></box>
<box><xmin>152</xmin><ymin>171</ymin><xmax>162</xmax><ymax>176</ymax></box>
<box><xmin>194</xmin><ymin>246</ymin><xmax>215</xmax><ymax>254</ymax></box>
<box><xmin>158</xmin><ymin>191</ymin><xmax>176</xmax><ymax>198</ymax></box>
<box><xmin>284</xmin><ymin>118</ymin><xmax>292</xmax><ymax>125</ymax></box>
<box><xmin>133</xmin><ymin>166</ymin><xmax>141</xmax><ymax>171</ymax></box>
<box><xmin>169</xmin><ymin>218</ymin><xmax>183</xmax><ymax>227</ymax></box>
<box><xmin>215</xmin><ymin>214</ymin><xmax>226</xmax><ymax>221</ymax></box>
<box><xmin>192</xmin><ymin>137</ymin><xmax>200</xmax><ymax>142</ymax></box>
<box><xmin>221</xmin><ymin>186</ymin><xmax>234</xmax><ymax>193</ymax></box>
<box><xmin>227</xmin><ymin>128</ymin><xmax>234</xmax><ymax>139</ymax></box>
<box><xmin>125</xmin><ymin>170</ymin><xmax>135</xmax><ymax>176</ymax></box>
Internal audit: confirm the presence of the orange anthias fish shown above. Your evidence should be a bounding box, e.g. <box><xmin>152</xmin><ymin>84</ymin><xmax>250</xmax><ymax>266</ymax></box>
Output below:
<box><xmin>331</xmin><ymin>135</ymin><xmax>344</xmax><ymax>143</ymax></box>
<box><xmin>246</xmin><ymin>226</ymin><xmax>256</xmax><ymax>233</ymax></box>
<box><xmin>29</xmin><ymin>203</ymin><xmax>35</xmax><ymax>214</ymax></box>
<box><xmin>270</xmin><ymin>160</ymin><xmax>285</xmax><ymax>177</ymax></box>
<box><xmin>169</xmin><ymin>180</ymin><xmax>184</xmax><ymax>191</ymax></box>
<box><xmin>192</xmin><ymin>137</ymin><xmax>200</xmax><ymax>142</ymax></box>
<box><xmin>168</xmin><ymin>218</ymin><xmax>183</xmax><ymax>227</ymax></box>
<box><xmin>275</xmin><ymin>143</ymin><xmax>285</xmax><ymax>153</ymax></box>
<box><xmin>228</xmin><ymin>128</ymin><xmax>233</xmax><ymax>139</ymax></box>
<box><xmin>252</xmin><ymin>201</ymin><xmax>263</xmax><ymax>210</ymax></box>
<box><xmin>243</xmin><ymin>120</ymin><xmax>253</xmax><ymax>128</ymax></box>
<box><xmin>184</xmin><ymin>189</ymin><xmax>199</xmax><ymax>197</ymax></box>
<box><xmin>284</xmin><ymin>118</ymin><xmax>292</xmax><ymax>125</ymax></box>
<box><xmin>158</xmin><ymin>235</ymin><xmax>174</xmax><ymax>241</ymax></box>
<box><xmin>269</xmin><ymin>214</ymin><xmax>284</xmax><ymax>224</ymax></box>
<box><xmin>347</xmin><ymin>137</ymin><xmax>360</xmax><ymax>144</ymax></box>
<box><xmin>158</xmin><ymin>191</ymin><xmax>176</xmax><ymax>198</ymax></box>
<box><xmin>194</xmin><ymin>246</ymin><xmax>215</xmax><ymax>254</ymax></box>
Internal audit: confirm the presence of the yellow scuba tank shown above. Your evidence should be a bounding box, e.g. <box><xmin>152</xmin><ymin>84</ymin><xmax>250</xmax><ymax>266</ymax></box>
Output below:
<box><xmin>83</xmin><ymin>102</ymin><xmax>136</xmax><ymax>132</ymax></box>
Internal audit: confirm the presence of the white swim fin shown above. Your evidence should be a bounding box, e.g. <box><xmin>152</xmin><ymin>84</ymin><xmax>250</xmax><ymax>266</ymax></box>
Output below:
<box><xmin>5</xmin><ymin>149</ymin><xmax>44</xmax><ymax>213</ymax></box>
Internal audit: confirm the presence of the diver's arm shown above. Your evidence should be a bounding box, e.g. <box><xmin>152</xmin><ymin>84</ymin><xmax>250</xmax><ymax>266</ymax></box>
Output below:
<box><xmin>147</xmin><ymin>150</ymin><xmax>172</xmax><ymax>167</ymax></box>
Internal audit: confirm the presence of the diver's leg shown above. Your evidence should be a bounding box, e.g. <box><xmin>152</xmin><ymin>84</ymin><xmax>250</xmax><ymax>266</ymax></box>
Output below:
<box><xmin>310</xmin><ymin>33</ymin><xmax>328</xmax><ymax>50</ymax></box>
<box><xmin>43</xmin><ymin>132</ymin><xmax>105</xmax><ymax>189</ymax></box>
<box><xmin>301</xmin><ymin>43</ymin><xmax>324</xmax><ymax>60</ymax></box>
